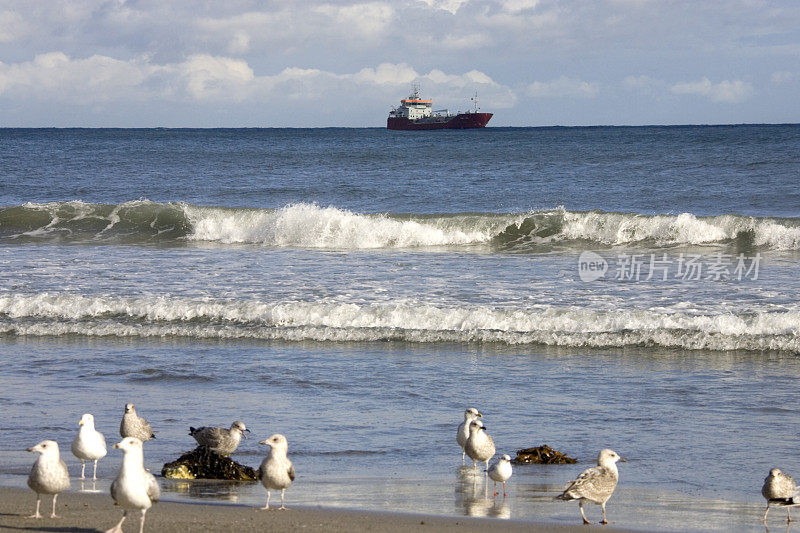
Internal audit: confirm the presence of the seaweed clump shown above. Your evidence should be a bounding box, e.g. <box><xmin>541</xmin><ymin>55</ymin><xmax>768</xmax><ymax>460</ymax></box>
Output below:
<box><xmin>161</xmin><ymin>446</ymin><xmax>258</xmax><ymax>481</ymax></box>
<box><xmin>513</xmin><ymin>444</ymin><xmax>577</xmax><ymax>465</ymax></box>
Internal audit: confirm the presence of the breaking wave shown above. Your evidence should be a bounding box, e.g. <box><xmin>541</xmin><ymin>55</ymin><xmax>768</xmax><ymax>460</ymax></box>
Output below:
<box><xmin>1</xmin><ymin>293</ymin><xmax>798</xmax><ymax>353</ymax></box>
<box><xmin>2</xmin><ymin>201</ymin><xmax>800</xmax><ymax>251</ymax></box>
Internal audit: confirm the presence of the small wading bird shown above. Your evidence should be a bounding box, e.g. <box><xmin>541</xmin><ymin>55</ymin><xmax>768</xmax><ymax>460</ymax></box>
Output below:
<box><xmin>465</xmin><ymin>419</ymin><xmax>495</xmax><ymax>473</ymax></box>
<box><xmin>456</xmin><ymin>407</ymin><xmax>482</xmax><ymax>465</ymax></box>
<box><xmin>257</xmin><ymin>434</ymin><xmax>295</xmax><ymax>510</ymax></box>
<box><xmin>189</xmin><ymin>420</ymin><xmax>249</xmax><ymax>456</ymax></box>
<box><xmin>106</xmin><ymin>437</ymin><xmax>160</xmax><ymax>533</ymax></box>
<box><xmin>762</xmin><ymin>468</ymin><xmax>798</xmax><ymax>523</ymax></box>
<box><xmin>557</xmin><ymin>449</ymin><xmax>626</xmax><ymax>525</ymax></box>
<box><xmin>26</xmin><ymin>440</ymin><xmax>70</xmax><ymax>519</ymax></box>
<box><xmin>487</xmin><ymin>454</ymin><xmax>513</xmax><ymax>497</ymax></box>
<box><xmin>120</xmin><ymin>403</ymin><xmax>155</xmax><ymax>442</ymax></box>
<box><xmin>72</xmin><ymin>413</ymin><xmax>107</xmax><ymax>480</ymax></box>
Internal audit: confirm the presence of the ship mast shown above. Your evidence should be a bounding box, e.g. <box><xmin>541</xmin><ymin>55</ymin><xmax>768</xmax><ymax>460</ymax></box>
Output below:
<box><xmin>470</xmin><ymin>92</ymin><xmax>480</xmax><ymax>113</ymax></box>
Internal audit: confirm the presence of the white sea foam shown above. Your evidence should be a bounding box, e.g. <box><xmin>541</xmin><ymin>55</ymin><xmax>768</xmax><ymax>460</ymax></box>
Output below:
<box><xmin>1</xmin><ymin>293</ymin><xmax>798</xmax><ymax>352</ymax></box>
<box><xmin>554</xmin><ymin>209</ymin><xmax>800</xmax><ymax>249</ymax></box>
<box><xmin>183</xmin><ymin>203</ymin><xmax>512</xmax><ymax>248</ymax></box>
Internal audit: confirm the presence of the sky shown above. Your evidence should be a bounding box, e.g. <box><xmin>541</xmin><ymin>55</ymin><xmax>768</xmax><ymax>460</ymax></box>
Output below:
<box><xmin>1</xmin><ymin>0</ymin><xmax>799</xmax><ymax>127</ymax></box>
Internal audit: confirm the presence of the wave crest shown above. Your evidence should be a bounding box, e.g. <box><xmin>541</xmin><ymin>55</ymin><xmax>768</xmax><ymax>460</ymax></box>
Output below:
<box><xmin>2</xmin><ymin>201</ymin><xmax>800</xmax><ymax>251</ymax></box>
<box><xmin>1</xmin><ymin>293</ymin><xmax>798</xmax><ymax>353</ymax></box>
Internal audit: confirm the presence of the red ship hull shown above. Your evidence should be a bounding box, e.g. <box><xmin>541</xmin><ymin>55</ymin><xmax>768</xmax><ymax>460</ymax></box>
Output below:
<box><xmin>387</xmin><ymin>112</ymin><xmax>492</xmax><ymax>130</ymax></box>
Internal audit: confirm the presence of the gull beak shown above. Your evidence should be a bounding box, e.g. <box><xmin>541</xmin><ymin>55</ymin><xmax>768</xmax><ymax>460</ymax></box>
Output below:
<box><xmin>619</xmin><ymin>457</ymin><xmax>628</xmax><ymax>462</ymax></box>
<box><xmin>113</xmin><ymin>443</ymin><xmax>119</xmax><ymax>449</ymax></box>
<box><xmin>79</xmin><ymin>420</ymin><xmax>84</xmax><ymax>426</ymax></box>
<box><xmin>26</xmin><ymin>447</ymin><xmax>34</xmax><ymax>452</ymax></box>
<box><xmin>242</xmin><ymin>429</ymin><xmax>250</xmax><ymax>439</ymax></box>
<box><xmin>477</xmin><ymin>413</ymin><xmax>483</xmax><ymax>418</ymax></box>
<box><xmin>258</xmin><ymin>439</ymin><xmax>268</xmax><ymax>445</ymax></box>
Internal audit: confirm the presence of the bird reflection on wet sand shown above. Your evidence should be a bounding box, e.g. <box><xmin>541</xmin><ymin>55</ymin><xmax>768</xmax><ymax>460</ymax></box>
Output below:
<box><xmin>454</xmin><ymin>465</ymin><xmax>511</xmax><ymax>519</ymax></box>
<box><xmin>79</xmin><ymin>479</ymin><xmax>100</xmax><ymax>493</ymax></box>
<box><xmin>161</xmin><ymin>479</ymin><xmax>248</xmax><ymax>502</ymax></box>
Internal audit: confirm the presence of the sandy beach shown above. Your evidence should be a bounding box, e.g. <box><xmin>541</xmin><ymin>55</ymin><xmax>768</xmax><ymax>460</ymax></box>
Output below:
<box><xmin>0</xmin><ymin>486</ymin><xmax>631</xmax><ymax>532</ymax></box>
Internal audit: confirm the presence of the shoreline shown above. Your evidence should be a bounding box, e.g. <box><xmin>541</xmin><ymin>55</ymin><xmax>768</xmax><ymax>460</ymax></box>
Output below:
<box><xmin>0</xmin><ymin>486</ymin><xmax>631</xmax><ymax>532</ymax></box>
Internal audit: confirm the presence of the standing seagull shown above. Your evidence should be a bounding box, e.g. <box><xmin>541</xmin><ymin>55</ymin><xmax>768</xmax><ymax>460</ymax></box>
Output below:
<box><xmin>487</xmin><ymin>454</ymin><xmax>513</xmax><ymax>497</ymax></box>
<box><xmin>465</xmin><ymin>419</ymin><xmax>495</xmax><ymax>473</ymax></box>
<box><xmin>189</xmin><ymin>420</ymin><xmax>249</xmax><ymax>456</ymax></box>
<box><xmin>120</xmin><ymin>404</ymin><xmax>155</xmax><ymax>442</ymax></box>
<box><xmin>26</xmin><ymin>440</ymin><xmax>70</xmax><ymax>519</ymax></box>
<box><xmin>456</xmin><ymin>408</ymin><xmax>482</xmax><ymax>464</ymax></box>
<box><xmin>557</xmin><ymin>449</ymin><xmax>626</xmax><ymax>525</ymax></box>
<box><xmin>257</xmin><ymin>434</ymin><xmax>295</xmax><ymax>510</ymax></box>
<box><xmin>762</xmin><ymin>468</ymin><xmax>797</xmax><ymax>523</ymax></box>
<box><xmin>106</xmin><ymin>437</ymin><xmax>160</xmax><ymax>533</ymax></box>
<box><xmin>72</xmin><ymin>413</ymin><xmax>107</xmax><ymax>480</ymax></box>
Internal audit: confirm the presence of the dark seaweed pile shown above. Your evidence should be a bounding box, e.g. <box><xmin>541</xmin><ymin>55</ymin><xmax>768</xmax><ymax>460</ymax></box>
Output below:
<box><xmin>513</xmin><ymin>444</ymin><xmax>577</xmax><ymax>465</ymax></box>
<box><xmin>161</xmin><ymin>446</ymin><xmax>258</xmax><ymax>481</ymax></box>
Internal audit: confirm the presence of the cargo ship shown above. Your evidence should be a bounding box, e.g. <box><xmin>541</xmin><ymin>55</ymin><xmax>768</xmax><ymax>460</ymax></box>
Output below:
<box><xmin>387</xmin><ymin>85</ymin><xmax>492</xmax><ymax>130</ymax></box>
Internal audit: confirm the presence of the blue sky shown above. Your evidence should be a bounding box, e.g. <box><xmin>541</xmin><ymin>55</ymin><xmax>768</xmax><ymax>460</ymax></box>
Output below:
<box><xmin>1</xmin><ymin>0</ymin><xmax>799</xmax><ymax>127</ymax></box>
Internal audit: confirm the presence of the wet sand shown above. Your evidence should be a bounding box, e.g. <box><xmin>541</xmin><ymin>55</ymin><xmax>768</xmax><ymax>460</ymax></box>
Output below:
<box><xmin>0</xmin><ymin>486</ymin><xmax>630</xmax><ymax>532</ymax></box>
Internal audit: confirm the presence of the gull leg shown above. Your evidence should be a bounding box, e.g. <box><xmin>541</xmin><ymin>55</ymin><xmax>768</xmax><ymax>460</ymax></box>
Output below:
<box><xmin>139</xmin><ymin>508</ymin><xmax>147</xmax><ymax>533</ymax></box>
<box><xmin>259</xmin><ymin>491</ymin><xmax>271</xmax><ymax>510</ymax></box>
<box><xmin>93</xmin><ymin>459</ymin><xmax>98</xmax><ymax>481</ymax></box>
<box><xmin>503</xmin><ymin>481</ymin><xmax>507</xmax><ymax>498</ymax></box>
<box><xmin>600</xmin><ymin>502</ymin><xmax>609</xmax><ymax>525</ymax></box>
<box><xmin>279</xmin><ymin>489</ymin><xmax>287</xmax><ymax>510</ymax></box>
<box><xmin>105</xmin><ymin>510</ymin><xmax>127</xmax><ymax>533</ymax></box>
<box><xmin>80</xmin><ymin>461</ymin><xmax>86</xmax><ymax>480</ymax></box>
<box><xmin>764</xmin><ymin>502</ymin><xmax>770</xmax><ymax>523</ymax></box>
<box><xmin>787</xmin><ymin>505</ymin><xmax>792</xmax><ymax>523</ymax></box>
<box><xmin>579</xmin><ymin>501</ymin><xmax>590</xmax><ymax>525</ymax></box>
<box><xmin>50</xmin><ymin>493</ymin><xmax>60</xmax><ymax>518</ymax></box>
<box><xmin>462</xmin><ymin>450</ymin><xmax>465</xmax><ymax>465</ymax></box>
<box><xmin>493</xmin><ymin>481</ymin><xmax>498</xmax><ymax>498</ymax></box>
<box><xmin>28</xmin><ymin>494</ymin><xmax>42</xmax><ymax>519</ymax></box>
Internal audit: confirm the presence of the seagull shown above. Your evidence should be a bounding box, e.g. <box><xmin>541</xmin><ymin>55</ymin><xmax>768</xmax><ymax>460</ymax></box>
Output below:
<box><xmin>26</xmin><ymin>440</ymin><xmax>70</xmax><ymax>519</ymax></box>
<box><xmin>120</xmin><ymin>403</ymin><xmax>155</xmax><ymax>442</ymax></box>
<box><xmin>456</xmin><ymin>408</ymin><xmax>482</xmax><ymax>464</ymax></box>
<box><xmin>189</xmin><ymin>420</ymin><xmax>249</xmax><ymax>456</ymax></box>
<box><xmin>257</xmin><ymin>434</ymin><xmax>295</xmax><ymax>510</ymax></box>
<box><xmin>557</xmin><ymin>448</ymin><xmax>626</xmax><ymax>525</ymax></box>
<box><xmin>487</xmin><ymin>454</ymin><xmax>513</xmax><ymax>497</ymax></box>
<box><xmin>762</xmin><ymin>468</ymin><xmax>797</xmax><ymax>523</ymax></box>
<box><xmin>106</xmin><ymin>437</ymin><xmax>160</xmax><ymax>533</ymax></box>
<box><xmin>465</xmin><ymin>419</ymin><xmax>495</xmax><ymax>473</ymax></box>
<box><xmin>72</xmin><ymin>413</ymin><xmax>107</xmax><ymax>480</ymax></box>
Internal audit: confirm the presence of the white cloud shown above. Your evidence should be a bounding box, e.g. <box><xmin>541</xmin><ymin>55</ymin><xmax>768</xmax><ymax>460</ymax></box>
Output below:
<box><xmin>0</xmin><ymin>53</ymin><xmax>516</xmax><ymax>109</ymax></box>
<box><xmin>622</xmin><ymin>74</ymin><xmax>661</xmax><ymax>90</ymax></box>
<box><xmin>670</xmin><ymin>77</ymin><xmax>753</xmax><ymax>103</ymax></box>
<box><xmin>314</xmin><ymin>2</ymin><xmax>394</xmax><ymax>37</ymax></box>
<box><xmin>0</xmin><ymin>52</ymin><xmax>149</xmax><ymax>103</ymax></box>
<box><xmin>0</xmin><ymin>9</ymin><xmax>28</xmax><ymax>42</ymax></box>
<box><xmin>179</xmin><ymin>55</ymin><xmax>255</xmax><ymax>100</ymax></box>
<box><xmin>771</xmin><ymin>71</ymin><xmax>794</xmax><ymax>85</ymax></box>
<box><xmin>502</xmin><ymin>0</ymin><xmax>540</xmax><ymax>13</ymax></box>
<box><xmin>352</xmin><ymin>63</ymin><xmax>418</xmax><ymax>85</ymax></box>
<box><xmin>227</xmin><ymin>31</ymin><xmax>251</xmax><ymax>55</ymax></box>
<box><xmin>417</xmin><ymin>0</ymin><xmax>470</xmax><ymax>15</ymax></box>
<box><xmin>527</xmin><ymin>76</ymin><xmax>599</xmax><ymax>98</ymax></box>
<box><xmin>440</xmin><ymin>33</ymin><xmax>493</xmax><ymax>50</ymax></box>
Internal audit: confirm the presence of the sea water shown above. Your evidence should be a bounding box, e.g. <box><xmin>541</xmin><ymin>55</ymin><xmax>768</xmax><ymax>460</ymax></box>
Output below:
<box><xmin>1</xmin><ymin>126</ymin><xmax>799</xmax><ymax>531</ymax></box>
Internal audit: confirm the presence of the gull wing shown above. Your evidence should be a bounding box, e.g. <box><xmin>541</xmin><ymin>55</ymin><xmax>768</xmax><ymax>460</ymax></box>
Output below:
<box><xmin>146</xmin><ymin>471</ymin><xmax>161</xmax><ymax>503</ymax></box>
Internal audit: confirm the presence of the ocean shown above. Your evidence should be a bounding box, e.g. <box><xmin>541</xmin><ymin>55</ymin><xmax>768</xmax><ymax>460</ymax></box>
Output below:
<box><xmin>1</xmin><ymin>126</ymin><xmax>799</xmax><ymax>531</ymax></box>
